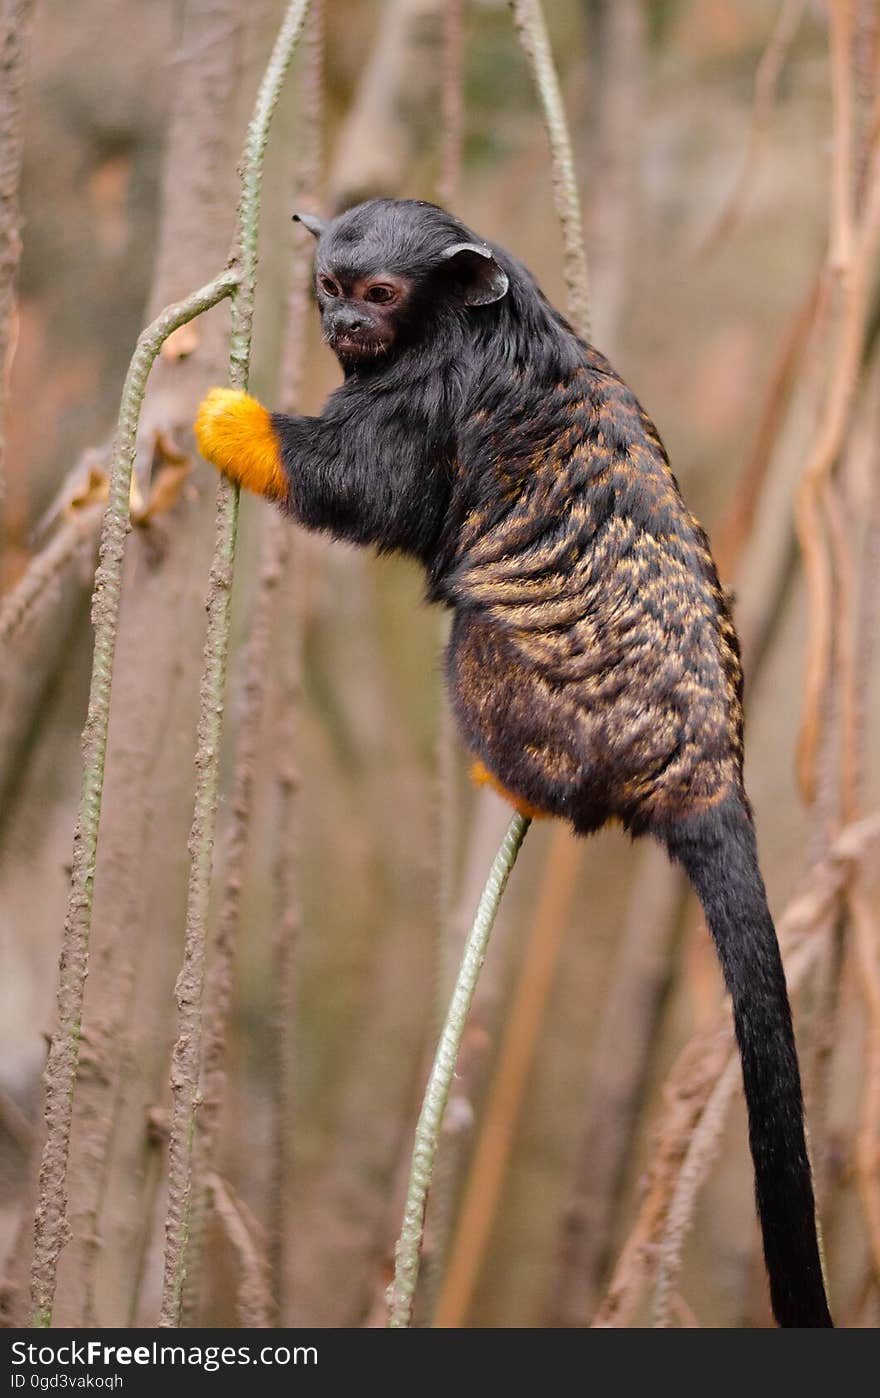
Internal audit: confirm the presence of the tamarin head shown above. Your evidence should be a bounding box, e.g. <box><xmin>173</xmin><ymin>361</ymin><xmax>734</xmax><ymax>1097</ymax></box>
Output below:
<box><xmin>295</xmin><ymin>199</ymin><xmax>509</xmax><ymax>368</ymax></box>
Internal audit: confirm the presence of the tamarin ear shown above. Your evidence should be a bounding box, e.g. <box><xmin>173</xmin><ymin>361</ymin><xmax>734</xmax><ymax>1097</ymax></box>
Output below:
<box><xmin>439</xmin><ymin>242</ymin><xmax>509</xmax><ymax>306</ymax></box>
<box><xmin>293</xmin><ymin>211</ymin><xmax>328</xmax><ymax>239</ymax></box>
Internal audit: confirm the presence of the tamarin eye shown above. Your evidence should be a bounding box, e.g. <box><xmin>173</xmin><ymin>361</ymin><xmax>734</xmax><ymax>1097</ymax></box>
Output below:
<box><xmin>319</xmin><ymin>276</ymin><xmax>340</xmax><ymax>297</ymax></box>
<box><xmin>364</xmin><ymin>285</ymin><xmax>395</xmax><ymax>304</ymax></box>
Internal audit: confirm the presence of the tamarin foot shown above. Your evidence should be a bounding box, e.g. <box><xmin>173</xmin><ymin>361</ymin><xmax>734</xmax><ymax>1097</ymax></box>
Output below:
<box><xmin>194</xmin><ymin>387</ymin><xmax>288</xmax><ymax>501</ymax></box>
<box><xmin>469</xmin><ymin>760</ymin><xmax>549</xmax><ymax>821</ymax></box>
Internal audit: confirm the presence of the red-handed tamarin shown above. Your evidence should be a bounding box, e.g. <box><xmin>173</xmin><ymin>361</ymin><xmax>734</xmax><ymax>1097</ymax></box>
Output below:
<box><xmin>194</xmin><ymin>198</ymin><xmax>832</xmax><ymax>1327</ymax></box>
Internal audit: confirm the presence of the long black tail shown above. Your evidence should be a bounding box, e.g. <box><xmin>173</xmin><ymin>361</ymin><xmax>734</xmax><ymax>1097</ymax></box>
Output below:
<box><xmin>660</xmin><ymin>792</ymin><xmax>832</xmax><ymax>1327</ymax></box>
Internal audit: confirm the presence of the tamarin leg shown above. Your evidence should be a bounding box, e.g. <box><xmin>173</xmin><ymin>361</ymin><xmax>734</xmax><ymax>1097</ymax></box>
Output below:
<box><xmin>469</xmin><ymin>759</ymin><xmax>548</xmax><ymax>820</ymax></box>
<box><xmin>659</xmin><ymin>793</ymin><xmax>832</xmax><ymax>1327</ymax></box>
<box><xmin>194</xmin><ymin>388</ymin><xmax>289</xmax><ymax>501</ymax></box>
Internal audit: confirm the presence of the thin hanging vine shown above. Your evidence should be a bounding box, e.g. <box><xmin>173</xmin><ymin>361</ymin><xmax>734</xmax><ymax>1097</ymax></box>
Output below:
<box><xmin>160</xmin><ymin>0</ymin><xmax>312</xmax><ymax>1328</ymax></box>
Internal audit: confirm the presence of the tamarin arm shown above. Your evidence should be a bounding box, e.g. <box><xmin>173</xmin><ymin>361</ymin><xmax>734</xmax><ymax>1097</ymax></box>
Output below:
<box><xmin>194</xmin><ymin>385</ymin><xmax>452</xmax><ymax>560</ymax></box>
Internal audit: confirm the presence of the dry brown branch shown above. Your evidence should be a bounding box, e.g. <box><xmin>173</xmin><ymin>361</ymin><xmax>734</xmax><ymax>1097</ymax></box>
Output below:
<box><xmin>205</xmin><ymin>1173</ymin><xmax>273</xmax><ymax>1327</ymax></box>
<box><xmin>0</xmin><ymin>0</ymin><xmax>35</xmax><ymax>515</ymax></box>
<box><xmin>0</xmin><ymin>503</ymin><xmax>104</xmax><ymax>646</ymax></box>
<box><xmin>651</xmin><ymin>1056</ymin><xmax>742</xmax><ymax>1326</ymax></box>
<box><xmin>592</xmin><ymin>1027</ymin><xmax>733</xmax><ymax>1329</ymax></box>
<box><xmin>593</xmin><ymin>812</ymin><xmax>880</xmax><ymax>1326</ymax></box>
<box><xmin>830</xmin><ymin>0</ymin><xmax>855</xmax><ymax>274</ymax></box>
<box><xmin>697</xmin><ymin>0</ymin><xmax>807</xmax><ymax>260</ymax></box>
<box><xmin>0</xmin><ymin>1086</ymin><xmax>33</xmax><ymax>1152</ymax></box>
<box><xmin>713</xmin><ymin>269</ymin><xmax>822</xmax><ymax>579</ymax></box>
<box><xmin>670</xmin><ymin>1294</ymin><xmax>701</xmax><ymax>1327</ymax></box>
<box><xmin>802</xmin><ymin>911</ymin><xmax>847</xmax><ymax>1211</ymax></box>
<box><xmin>796</xmin><ymin>18</ymin><xmax>880</xmax><ymax>803</ymax></box>
<box><xmin>855</xmin><ymin>0</ymin><xmax>880</xmax><ymax>204</ymax></box>
<box><xmin>849</xmin><ymin>880</ymin><xmax>880</xmax><ymax>1280</ymax></box>
<box><xmin>0</xmin><ymin>501</ymin><xmax>103</xmax><ymax>822</ymax></box>
<box><xmin>845</xmin><ymin>1263</ymin><xmax>880</xmax><ymax>1326</ymax></box>
<box><xmin>825</xmin><ymin>483</ymin><xmax>857</xmax><ymax>830</ymax></box>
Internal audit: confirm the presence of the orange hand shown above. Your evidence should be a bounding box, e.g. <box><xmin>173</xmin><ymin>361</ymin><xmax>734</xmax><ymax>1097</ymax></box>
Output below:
<box><xmin>194</xmin><ymin>387</ymin><xmax>288</xmax><ymax>501</ymax></box>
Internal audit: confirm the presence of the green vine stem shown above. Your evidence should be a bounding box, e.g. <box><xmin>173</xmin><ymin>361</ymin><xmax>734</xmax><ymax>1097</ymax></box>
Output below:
<box><xmin>159</xmin><ymin>0</ymin><xmax>311</xmax><ymax>1329</ymax></box>
<box><xmin>387</xmin><ymin>812</ymin><xmax>531</xmax><ymax>1328</ymax></box>
<box><xmin>510</xmin><ymin>0</ymin><xmax>591</xmax><ymax>339</ymax></box>
<box><xmin>29</xmin><ymin>268</ymin><xmax>238</xmax><ymax>1329</ymax></box>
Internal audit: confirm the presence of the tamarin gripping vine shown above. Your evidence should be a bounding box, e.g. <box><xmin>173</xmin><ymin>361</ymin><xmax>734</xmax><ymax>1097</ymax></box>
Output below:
<box><xmin>195</xmin><ymin>198</ymin><xmax>832</xmax><ymax>1328</ymax></box>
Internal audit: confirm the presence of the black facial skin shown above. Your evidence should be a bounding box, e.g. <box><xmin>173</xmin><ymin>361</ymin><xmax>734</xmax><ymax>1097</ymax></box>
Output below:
<box><xmin>270</xmin><ymin>198</ymin><xmax>832</xmax><ymax>1327</ymax></box>
<box><xmin>315</xmin><ymin>265</ymin><xmax>412</xmax><ymax>363</ymax></box>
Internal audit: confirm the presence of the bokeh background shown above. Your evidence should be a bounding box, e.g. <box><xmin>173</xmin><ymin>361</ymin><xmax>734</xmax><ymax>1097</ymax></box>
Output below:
<box><xmin>1</xmin><ymin>0</ymin><xmax>879</xmax><ymax>1328</ymax></box>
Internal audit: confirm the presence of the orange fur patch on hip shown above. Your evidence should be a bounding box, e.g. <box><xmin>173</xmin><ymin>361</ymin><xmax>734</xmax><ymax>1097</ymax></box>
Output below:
<box><xmin>469</xmin><ymin>759</ymin><xmax>549</xmax><ymax>820</ymax></box>
<box><xmin>194</xmin><ymin>387</ymin><xmax>288</xmax><ymax>501</ymax></box>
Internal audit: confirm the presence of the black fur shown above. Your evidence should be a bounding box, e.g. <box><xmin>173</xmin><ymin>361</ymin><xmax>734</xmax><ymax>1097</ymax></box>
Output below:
<box><xmin>266</xmin><ymin>198</ymin><xmax>832</xmax><ymax>1326</ymax></box>
<box><xmin>661</xmin><ymin>796</ymin><xmax>831</xmax><ymax>1327</ymax></box>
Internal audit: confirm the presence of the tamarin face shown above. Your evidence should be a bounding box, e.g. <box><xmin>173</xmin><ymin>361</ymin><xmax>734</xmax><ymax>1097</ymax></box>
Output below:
<box><xmin>296</xmin><ymin>199</ymin><xmax>509</xmax><ymax>368</ymax></box>
<box><xmin>314</xmin><ymin>265</ymin><xmax>413</xmax><ymax>364</ymax></box>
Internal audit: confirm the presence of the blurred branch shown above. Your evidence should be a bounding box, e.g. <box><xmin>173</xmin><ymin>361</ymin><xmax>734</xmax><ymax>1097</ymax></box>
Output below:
<box><xmin>328</xmin><ymin>0</ymin><xmax>441</xmax><ymax>210</ymax></box>
<box><xmin>161</xmin><ymin>0</ymin><xmax>311</xmax><ymax>1329</ymax></box>
<box><xmin>0</xmin><ymin>0</ymin><xmax>35</xmax><ymax>518</ymax></box>
<box><xmin>795</xmin><ymin>14</ymin><xmax>880</xmax><ymax>803</ymax></box>
<box><xmin>511</xmin><ymin>0</ymin><xmax>591</xmax><ymax>339</ymax></box>
<box><xmin>0</xmin><ymin>502</ymin><xmax>103</xmax><ymax>647</ymax></box>
<box><xmin>0</xmin><ymin>504</ymin><xmax>102</xmax><ymax>820</ymax></box>
<box><xmin>29</xmin><ymin>268</ymin><xmax>237</xmax><ymax>1329</ymax></box>
<box><xmin>713</xmin><ymin>268</ymin><xmax>822</xmax><ymax>579</ymax></box>
<box><xmin>829</xmin><ymin>0</ymin><xmax>855</xmax><ymax>274</ymax></box>
<box><xmin>585</xmin><ymin>0</ymin><xmax>645</xmax><ymax>351</ymax></box>
<box><xmin>206</xmin><ymin>1173</ymin><xmax>273</xmax><ymax>1328</ymax></box>
<box><xmin>651</xmin><ymin>1057</ymin><xmax>742</xmax><ymax>1326</ymax></box>
<box><xmin>387</xmin><ymin>812</ymin><xmax>530</xmax><ymax>1328</ymax></box>
<box><xmin>437</xmin><ymin>0</ymin><xmax>464</xmax><ymax>209</ymax></box>
<box><xmin>849</xmin><ymin>881</ymin><xmax>880</xmax><ymax>1280</ymax></box>
<box><xmin>697</xmin><ymin>0</ymin><xmax>806</xmax><ymax>261</ymax></box>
